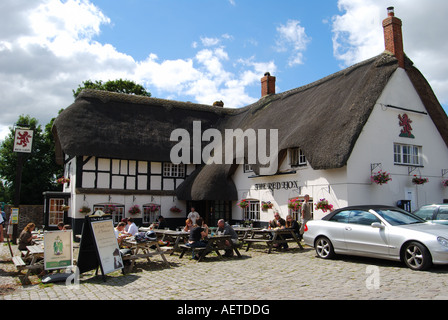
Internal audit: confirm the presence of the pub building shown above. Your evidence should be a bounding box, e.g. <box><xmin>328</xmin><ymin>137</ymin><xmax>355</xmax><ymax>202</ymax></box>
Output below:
<box><xmin>45</xmin><ymin>8</ymin><xmax>448</xmax><ymax>235</ymax></box>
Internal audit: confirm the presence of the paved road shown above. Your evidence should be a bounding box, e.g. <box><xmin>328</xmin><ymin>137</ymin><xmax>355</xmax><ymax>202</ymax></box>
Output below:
<box><xmin>1</xmin><ymin>241</ymin><xmax>448</xmax><ymax>301</ymax></box>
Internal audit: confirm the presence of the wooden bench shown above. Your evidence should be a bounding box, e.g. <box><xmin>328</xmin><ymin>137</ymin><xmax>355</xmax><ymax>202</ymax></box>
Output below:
<box><xmin>12</xmin><ymin>256</ymin><xmax>26</xmax><ymax>270</ymax></box>
<box><xmin>178</xmin><ymin>244</ymin><xmax>208</xmax><ymax>260</ymax></box>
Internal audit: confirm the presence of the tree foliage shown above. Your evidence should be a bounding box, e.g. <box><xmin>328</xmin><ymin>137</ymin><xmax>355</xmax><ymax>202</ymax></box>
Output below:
<box><xmin>72</xmin><ymin>79</ymin><xmax>151</xmax><ymax>98</ymax></box>
<box><xmin>0</xmin><ymin>114</ymin><xmax>63</xmax><ymax>204</ymax></box>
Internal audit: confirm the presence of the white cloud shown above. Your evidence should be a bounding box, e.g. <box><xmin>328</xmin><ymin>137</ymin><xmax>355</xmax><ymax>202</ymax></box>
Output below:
<box><xmin>331</xmin><ymin>0</ymin><xmax>448</xmax><ymax>106</ymax></box>
<box><xmin>0</xmin><ymin>0</ymin><xmax>275</xmax><ymax>142</ymax></box>
<box><xmin>276</xmin><ymin>19</ymin><xmax>311</xmax><ymax>66</ymax></box>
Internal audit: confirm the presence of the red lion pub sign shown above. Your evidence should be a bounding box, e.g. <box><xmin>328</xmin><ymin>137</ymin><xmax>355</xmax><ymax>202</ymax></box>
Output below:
<box><xmin>398</xmin><ymin>114</ymin><xmax>415</xmax><ymax>139</ymax></box>
<box><xmin>13</xmin><ymin>129</ymin><xmax>33</xmax><ymax>153</ymax></box>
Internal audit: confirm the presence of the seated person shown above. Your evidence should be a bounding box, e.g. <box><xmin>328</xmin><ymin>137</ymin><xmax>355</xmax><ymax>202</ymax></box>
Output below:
<box><xmin>183</xmin><ymin>218</ymin><xmax>193</xmax><ymax>232</ymax></box>
<box><xmin>217</xmin><ymin>219</ymin><xmax>238</xmax><ymax>257</ymax></box>
<box><xmin>114</xmin><ymin>222</ymin><xmax>127</xmax><ymax>245</ymax></box>
<box><xmin>126</xmin><ymin>218</ymin><xmax>138</xmax><ymax>236</ymax></box>
<box><xmin>186</xmin><ymin>217</ymin><xmax>208</xmax><ymax>260</ymax></box>
<box><xmin>269</xmin><ymin>212</ymin><xmax>286</xmax><ymax>229</ymax></box>
<box><xmin>18</xmin><ymin>223</ymin><xmax>37</xmax><ymax>251</ymax></box>
<box><xmin>156</xmin><ymin>215</ymin><xmax>168</xmax><ymax>229</ymax></box>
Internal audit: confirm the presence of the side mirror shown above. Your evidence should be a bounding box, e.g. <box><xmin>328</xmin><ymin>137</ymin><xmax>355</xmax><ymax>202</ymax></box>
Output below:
<box><xmin>371</xmin><ymin>222</ymin><xmax>385</xmax><ymax>229</ymax></box>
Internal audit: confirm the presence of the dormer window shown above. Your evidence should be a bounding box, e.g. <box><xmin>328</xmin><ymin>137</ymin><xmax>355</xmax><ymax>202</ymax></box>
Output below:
<box><xmin>290</xmin><ymin>148</ymin><xmax>307</xmax><ymax>167</ymax></box>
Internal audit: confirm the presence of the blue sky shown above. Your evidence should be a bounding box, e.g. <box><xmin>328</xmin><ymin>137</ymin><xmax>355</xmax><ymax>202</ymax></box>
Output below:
<box><xmin>0</xmin><ymin>0</ymin><xmax>447</xmax><ymax>141</ymax></box>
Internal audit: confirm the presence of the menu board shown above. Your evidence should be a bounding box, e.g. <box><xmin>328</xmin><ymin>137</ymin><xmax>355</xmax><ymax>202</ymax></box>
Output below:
<box><xmin>91</xmin><ymin>218</ymin><xmax>123</xmax><ymax>274</ymax></box>
<box><xmin>44</xmin><ymin>230</ymin><xmax>73</xmax><ymax>270</ymax></box>
<box><xmin>77</xmin><ymin>215</ymin><xmax>123</xmax><ymax>279</ymax></box>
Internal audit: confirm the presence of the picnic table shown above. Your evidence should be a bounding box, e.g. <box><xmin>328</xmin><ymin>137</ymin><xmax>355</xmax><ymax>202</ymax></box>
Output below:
<box><xmin>153</xmin><ymin>229</ymin><xmax>190</xmax><ymax>255</ymax></box>
<box><xmin>243</xmin><ymin>228</ymin><xmax>304</xmax><ymax>253</ymax></box>
<box><xmin>12</xmin><ymin>243</ymin><xmax>45</xmax><ymax>281</ymax></box>
<box><xmin>233</xmin><ymin>227</ymin><xmax>261</xmax><ymax>240</ymax></box>
<box><xmin>178</xmin><ymin>234</ymin><xmax>242</xmax><ymax>262</ymax></box>
<box><xmin>121</xmin><ymin>237</ymin><xmax>171</xmax><ymax>271</ymax></box>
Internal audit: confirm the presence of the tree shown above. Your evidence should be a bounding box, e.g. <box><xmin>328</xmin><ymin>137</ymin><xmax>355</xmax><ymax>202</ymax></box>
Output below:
<box><xmin>72</xmin><ymin>79</ymin><xmax>151</xmax><ymax>98</ymax></box>
<box><xmin>0</xmin><ymin>115</ymin><xmax>62</xmax><ymax>205</ymax></box>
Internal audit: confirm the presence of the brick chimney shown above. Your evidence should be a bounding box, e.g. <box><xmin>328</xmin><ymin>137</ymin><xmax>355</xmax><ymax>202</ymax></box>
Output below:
<box><xmin>261</xmin><ymin>72</ymin><xmax>276</xmax><ymax>97</ymax></box>
<box><xmin>382</xmin><ymin>7</ymin><xmax>405</xmax><ymax>68</ymax></box>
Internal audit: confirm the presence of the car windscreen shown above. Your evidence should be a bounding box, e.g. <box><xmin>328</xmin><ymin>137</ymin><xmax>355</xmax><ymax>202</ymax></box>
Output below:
<box><xmin>374</xmin><ymin>209</ymin><xmax>426</xmax><ymax>226</ymax></box>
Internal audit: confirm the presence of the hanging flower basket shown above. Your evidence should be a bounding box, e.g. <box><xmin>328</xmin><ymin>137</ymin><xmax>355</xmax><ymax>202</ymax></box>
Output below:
<box><xmin>103</xmin><ymin>204</ymin><xmax>116</xmax><ymax>214</ymax></box>
<box><xmin>261</xmin><ymin>201</ymin><xmax>274</xmax><ymax>211</ymax></box>
<box><xmin>238</xmin><ymin>199</ymin><xmax>249</xmax><ymax>209</ymax></box>
<box><xmin>79</xmin><ymin>206</ymin><xmax>91</xmax><ymax>215</ymax></box>
<box><xmin>288</xmin><ymin>198</ymin><xmax>302</xmax><ymax>211</ymax></box>
<box><xmin>412</xmin><ymin>175</ymin><xmax>428</xmax><ymax>185</ymax></box>
<box><xmin>170</xmin><ymin>206</ymin><xmax>182</xmax><ymax>213</ymax></box>
<box><xmin>57</xmin><ymin>176</ymin><xmax>70</xmax><ymax>185</ymax></box>
<box><xmin>442</xmin><ymin>179</ymin><xmax>448</xmax><ymax>187</ymax></box>
<box><xmin>371</xmin><ymin>170</ymin><xmax>392</xmax><ymax>185</ymax></box>
<box><xmin>315</xmin><ymin>198</ymin><xmax>334</xmax><ymax>213</ymax></box>
<box><xmin>128</xmin><ymin>205</ymin><xmax>141</xmax><ymax>215</ymax></box>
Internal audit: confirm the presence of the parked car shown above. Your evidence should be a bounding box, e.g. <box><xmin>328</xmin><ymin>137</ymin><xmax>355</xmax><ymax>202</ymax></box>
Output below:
<box><xmin>413</xmin><ymin>204</ymin><xmax>448</xmax><ymax>225</ymax></box>
<box><xmin>303</xmin><ymin>205</ymin><xmax>448</xmax><ymax>270</ymax></box>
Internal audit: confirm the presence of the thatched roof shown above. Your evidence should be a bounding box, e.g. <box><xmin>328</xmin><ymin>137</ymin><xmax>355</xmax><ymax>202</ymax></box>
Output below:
<box><xmin>53</xmin><ymin>52</ymin><xmax>448</xmax><ymax>201</ymax></box>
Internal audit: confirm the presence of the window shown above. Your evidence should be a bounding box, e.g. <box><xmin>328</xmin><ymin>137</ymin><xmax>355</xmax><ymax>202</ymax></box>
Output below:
<box><xmin>394</xmin><ymin>143</ymin><xmax>422</xmax><ymax>166</ymax></box>
<box><xmin>329</xmin><ymin>210</ymin><xmax>350</xmax><ymax>223</ymax></box>
<box><xmin>289</xmin><ymin>197</ymin><xmax>314</xmax><ymax>221</ymax></box>
<box><xmin>49</xmin><ymin>199</ymin><xmax>64</xmax><ymax>226</ymax></box>
<box><xmin>244</xmin><ymin>164</ymin><xmax>253</xmax><ymax>173</ymax></box>
<box><xmin>143</xmin><ymin>204</ymin><xmax>160</xmax><ymax>224</ymax></box>
<box><xmin>93</xmin><ymin>204</ymin><xmax>124</xmax><ymax>225</ymax></box>
<box><xmin>437</xmin><ymin>207</ymin><xmax>448</xmax><ymax>221</ymax></box>
<box><xmin>290</xmin><ymin>148</ymin><xmax>307</xmax><ymax>167</ymax></box>
<box><xmin>163</xmin><ymin>163</ymin><xmax>185</xmax><ymax>178</ymax></box>
<box><xmin>243</xmin><ymin>200</ymin><xmax>260</xmax><ymax>221</ymax></box>
<box><xmin>348</xmin><ymin>211</ymin><xmax>380</xmax><ymax>226</ymax></box>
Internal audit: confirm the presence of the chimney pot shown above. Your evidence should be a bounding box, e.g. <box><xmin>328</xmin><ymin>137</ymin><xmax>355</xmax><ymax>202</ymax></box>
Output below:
<box><xmin>261</xmin><ymin>72</ymin><xmax>276</xmax><ymax>97</ymax></box>
<box><xmin>387</xmin><ymin>6</ymin><xmax>395</xmax><ymax>16</ymax></box>
<box><xmin>213</xmin><ymin>100</ymin><xmax>224</xmax><ymax>108</ymax></box>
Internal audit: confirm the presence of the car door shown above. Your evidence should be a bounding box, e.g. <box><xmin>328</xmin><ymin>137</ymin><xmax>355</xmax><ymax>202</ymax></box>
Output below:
<box><xmin>344</xmin><ymin>210</ymin><xmax>390</xmax><ymax>256</ymax></box>
<box><xmin>325</xmin><ymin>210</ymin><xmax>351</xmax><ymax>251</ymax></box>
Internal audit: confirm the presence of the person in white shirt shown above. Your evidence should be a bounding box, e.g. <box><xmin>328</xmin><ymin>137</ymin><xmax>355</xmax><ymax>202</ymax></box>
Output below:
<box><xmin>126</xmin><ymin>218</ymin><xmax>138</xmax><ymax>236</ymax></box>
<box><xmin>187</xmin><ymin>207</ymin><xmax>200</xmax><ymax>226</ymax></box>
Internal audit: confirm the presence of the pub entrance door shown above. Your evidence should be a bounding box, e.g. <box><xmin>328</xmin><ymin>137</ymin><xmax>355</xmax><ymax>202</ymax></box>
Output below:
<box><xmin>186</xmin><ymin>201</ymin><xmax>232</xmax><ymax>227</ymax></box>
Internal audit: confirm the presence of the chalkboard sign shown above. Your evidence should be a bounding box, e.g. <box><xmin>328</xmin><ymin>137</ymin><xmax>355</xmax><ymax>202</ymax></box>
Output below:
<box><xmin>77</xmin><ymin>214</ymin><xmax>123</xmax><ymax>279</ymax></box>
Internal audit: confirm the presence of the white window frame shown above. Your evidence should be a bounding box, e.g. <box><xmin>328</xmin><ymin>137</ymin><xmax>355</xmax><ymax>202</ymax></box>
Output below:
<box><xmin>394</xmin><ymin>143</ymin><xmax>422</xmax><ymax>166</ymax></box>
<box><xmin>290</xmin><ymin>148</ymin><xmax>307</xmax><ymax>167</ymax></box>
<box><xmin>93</xmin><ymin>204</ymin><xmax>125</xmax><ymax>225</ymax></box>
<box><xmin>243</xmin><ymin>200</ymin><xmax>260</xmax><ymax>221</ymax></box>
<box><xmin>49</xmin><ymin>198</ymin><xmax>64</xmax><ymax>226</ymax></box>
<box><xmin>163</xmin><ymin>162</ymin><xmax>185</xmax><ymax>178</ymax></box>
<box><xmin>142</xmin><ymin>204</ymin><xmax>160</xmax><ymax>224</ymax></box>
<box><xmin>243</xmin><ymin>164</ymin><xmax>253</xmax><ymax>173</ymax></box>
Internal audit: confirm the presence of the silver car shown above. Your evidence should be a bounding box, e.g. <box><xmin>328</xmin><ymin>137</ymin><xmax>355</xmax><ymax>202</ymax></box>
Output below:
<box><xmin>413</xmin><ymin>204</ymin><xmax>448</xmax><ymax>225</ymax></box>
<box><xmin>303</xmin><ymin>205</ymin><xmax>448</xmax><ymax>270</ymax></box>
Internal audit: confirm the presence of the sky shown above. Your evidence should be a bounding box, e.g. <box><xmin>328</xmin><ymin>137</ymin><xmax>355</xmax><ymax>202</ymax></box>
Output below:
<box><xmin>1</xmin><ymin>0</ymin><xmax>447</xmax><ymax>142</ymax></box>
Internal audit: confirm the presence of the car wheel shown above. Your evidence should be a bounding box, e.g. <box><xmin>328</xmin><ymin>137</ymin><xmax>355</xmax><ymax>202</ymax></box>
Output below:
<box><xmin>402</xmin><ymin>241</ymin><xmax>432</xmax><ymax>271</ymax></box>
<box><xmin>315</xmin><ymin>236</ymin><xmax>335</xmax><ymax>259</ymax></box>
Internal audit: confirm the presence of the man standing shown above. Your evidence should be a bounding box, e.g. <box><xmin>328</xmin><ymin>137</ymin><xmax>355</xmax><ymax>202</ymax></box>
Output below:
<box><xmin>187</xmin><ymin>207</ymin><xmax>200</xmax><ymax>225</ymax></box>
<box><xmin>300</xmin><ymin>194</ymin><xmax>312</xmax><ymax>239</ymax></box>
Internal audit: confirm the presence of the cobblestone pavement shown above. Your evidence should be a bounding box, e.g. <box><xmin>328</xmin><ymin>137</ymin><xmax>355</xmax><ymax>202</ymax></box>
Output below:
<box><xmin>1</xmin><ymin>241</ymin><xmax>448</xmax><ymax>301</ymax></box>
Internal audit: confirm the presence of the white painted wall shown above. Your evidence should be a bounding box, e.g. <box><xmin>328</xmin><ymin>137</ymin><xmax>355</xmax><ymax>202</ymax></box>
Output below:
<box><xmin>347</xmin><ymin>68</ymin><xmax>448</xmax><ymax>210</ymax></box>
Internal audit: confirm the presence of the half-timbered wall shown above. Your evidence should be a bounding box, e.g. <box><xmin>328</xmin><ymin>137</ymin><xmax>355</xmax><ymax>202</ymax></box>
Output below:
<box><xmin>77</xmin><ymin>156</ymin><xmax>190</xmax><ymax>191</ymax></box>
